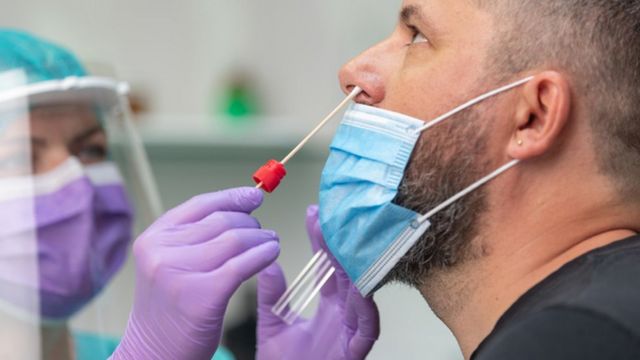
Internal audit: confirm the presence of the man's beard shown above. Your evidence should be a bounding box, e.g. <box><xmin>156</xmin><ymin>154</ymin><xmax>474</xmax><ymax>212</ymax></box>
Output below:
<box><xmin>383</xmin><ymin>107</ymin><xmax>492</xmax><ymax>289</ymax></box>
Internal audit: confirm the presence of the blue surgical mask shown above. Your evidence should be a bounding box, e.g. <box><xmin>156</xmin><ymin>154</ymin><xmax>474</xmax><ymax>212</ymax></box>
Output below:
<box><xmin>319</xmin><ymin>77</ymin><xmax>533</xmax><ymax>296</ymax></box>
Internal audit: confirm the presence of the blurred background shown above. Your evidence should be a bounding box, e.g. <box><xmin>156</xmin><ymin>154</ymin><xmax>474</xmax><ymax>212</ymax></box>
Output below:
<box><xmin>0</xmin><ymin>0</ymin><xmax>462</xmax><ymax>358</ymax></box>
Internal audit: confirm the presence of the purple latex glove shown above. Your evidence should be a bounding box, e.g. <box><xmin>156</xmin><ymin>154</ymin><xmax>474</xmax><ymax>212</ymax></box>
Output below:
<box><xmin>112</xmin><ymin>187</ymin><xmax>279</xmax><ymax>360</ymax></box>
<box><xmin>256</xmin><ymin>205</ymin><xmax>380</xmax><ymax>360</ymax></box>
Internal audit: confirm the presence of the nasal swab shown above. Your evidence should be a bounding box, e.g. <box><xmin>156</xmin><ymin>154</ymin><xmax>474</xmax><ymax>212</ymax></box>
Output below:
<box><xmin>253</xmin><ymin>87</ymin><xmax>362</xmax><ymax>192</ymax></box>
<box><xmin>252</xmin><ymin>87</ymin><xmax>362</xmax><ymax>324</ymax></box>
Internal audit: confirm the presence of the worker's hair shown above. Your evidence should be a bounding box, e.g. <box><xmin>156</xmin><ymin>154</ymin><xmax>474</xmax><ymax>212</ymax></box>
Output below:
<box><xmin>479</xmin><ymin>1</ymin><xmax>640</xmax><ymax>199</ymax></box>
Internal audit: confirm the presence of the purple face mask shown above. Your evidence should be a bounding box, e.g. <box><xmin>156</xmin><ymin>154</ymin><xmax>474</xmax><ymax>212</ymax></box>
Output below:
<box><xmin>0</xmin><ymin>158</ymin><xmax>133</xmax><ymax>320</ymax></box>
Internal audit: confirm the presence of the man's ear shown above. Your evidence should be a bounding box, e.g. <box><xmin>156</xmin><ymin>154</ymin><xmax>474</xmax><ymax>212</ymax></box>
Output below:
<box><xmin>508</xmin><ymin>71</ymin><xmax>571</xmax><ymax>160</ymax></box>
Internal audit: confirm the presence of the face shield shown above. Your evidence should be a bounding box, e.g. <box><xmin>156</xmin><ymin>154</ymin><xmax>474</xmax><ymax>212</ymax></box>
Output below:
<box><xmin>0</xmin><ymin>69</ymin><xmax>161</xmax><ymax>359</ymax></box>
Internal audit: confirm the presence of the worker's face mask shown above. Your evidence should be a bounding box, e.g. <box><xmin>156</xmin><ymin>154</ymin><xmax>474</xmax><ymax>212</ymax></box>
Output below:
<box><xmin>319</xmin><ymin>78</ymin><xmax>531</xmax><ymax>296</ymax></box>
<box><xmin>0</xmin><ymin>157</ymin><xmax>133</xmax><ymax>320</ymax></box>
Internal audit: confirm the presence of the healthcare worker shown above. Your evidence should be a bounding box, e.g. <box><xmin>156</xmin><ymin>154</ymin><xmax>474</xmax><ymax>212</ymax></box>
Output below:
<box><xmin>0</xmin><ymin>29</ymin><xmax>237</xmax><ymax>359</ymax></box>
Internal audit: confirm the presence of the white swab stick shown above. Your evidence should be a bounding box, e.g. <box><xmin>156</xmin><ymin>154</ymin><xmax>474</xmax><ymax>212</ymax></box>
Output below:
<box><xmin>280</xmin><ymin>87</ymin><xmax>362</xmax><ymax>165</ymax></box>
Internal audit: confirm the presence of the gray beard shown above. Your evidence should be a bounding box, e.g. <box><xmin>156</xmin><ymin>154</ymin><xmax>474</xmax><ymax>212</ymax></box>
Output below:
<box><xmin>383</xmin><ymin>107</ymin><xmax>491</xmax><ymax>289</ymax></box>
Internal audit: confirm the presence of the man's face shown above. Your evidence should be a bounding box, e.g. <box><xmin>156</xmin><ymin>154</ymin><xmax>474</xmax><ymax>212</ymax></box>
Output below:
<box><xmin>339</xmin><ymin>0</ymin><xmax>506</xmax><ymax>287</ymax></box>
<box><xmin>340</xmin><ymin>0</ymin><xmax>495</xmax><ymax>121</ymax></box>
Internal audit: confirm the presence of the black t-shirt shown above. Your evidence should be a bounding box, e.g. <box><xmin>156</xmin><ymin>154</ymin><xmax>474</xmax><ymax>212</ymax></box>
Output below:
<box><xmin>472</xmin><ymin>235</ymin><xmax>640</xmax><ymax>359</ymax></box>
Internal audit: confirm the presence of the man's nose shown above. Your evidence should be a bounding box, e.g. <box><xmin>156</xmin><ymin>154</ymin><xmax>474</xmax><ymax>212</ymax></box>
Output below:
<box><xmin>339</xmin><ymin>40</ymin><xmax>395</xmax><ymax>106</ymax></box>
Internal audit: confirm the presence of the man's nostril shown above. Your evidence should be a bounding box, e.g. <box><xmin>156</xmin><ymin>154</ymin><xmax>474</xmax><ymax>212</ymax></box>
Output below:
<box><xmin>355</xmin><ymin>92</ymin><xmax>372</xmax><ymax>104</ymax></box>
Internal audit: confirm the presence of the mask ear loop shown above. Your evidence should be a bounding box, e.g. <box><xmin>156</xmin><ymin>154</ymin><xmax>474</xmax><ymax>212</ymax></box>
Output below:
<box><xmin>414</xmin><ymin>76</ymin><xmax>534</xmax><ymax>134</ymax></box>
<box><xmin>410</xmin><ymin>76</ymin><xmax>534</xmax><ymax>225</ymax></box>
<box><xmin>416</xmin><ymin>159</ymin><xmax>519</xmax><ymax>226</ymax></box>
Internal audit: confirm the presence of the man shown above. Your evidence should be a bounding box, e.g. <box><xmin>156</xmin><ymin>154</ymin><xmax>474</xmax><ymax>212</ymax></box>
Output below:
<box><xmin>323</xmin><ymin>0</ymin><xmax>640</xmax><ymax>359</ymax></box>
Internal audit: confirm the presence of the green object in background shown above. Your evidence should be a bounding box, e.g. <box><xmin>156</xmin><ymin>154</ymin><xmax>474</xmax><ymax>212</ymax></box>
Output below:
<box><xmin>217</xmin><ymin>70</ymin><xmax>261</xmax><ymax>126</ymax></box>
<box><xmin>226</xmin><ymin>86</ymin><xmax>257</xmax><ymax>118</ymax></box>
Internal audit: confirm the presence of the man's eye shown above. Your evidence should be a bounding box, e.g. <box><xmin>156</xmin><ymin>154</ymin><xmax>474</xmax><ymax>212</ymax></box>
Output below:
<box><xmin>411</xmin><ymin>31</ymin><xmax>428</xmax><ymax>45</ymax></box>
<box><xmin>405</xmin><ymin>26</ymin><xmax>429</xmax><ymax>46</ymax></box>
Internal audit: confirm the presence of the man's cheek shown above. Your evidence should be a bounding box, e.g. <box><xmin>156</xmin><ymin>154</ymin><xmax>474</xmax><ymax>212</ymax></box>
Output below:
<box><xmin>380</xmin><ymin>71</ymin><xmax>432</xmax><ymax>118</ymax></box>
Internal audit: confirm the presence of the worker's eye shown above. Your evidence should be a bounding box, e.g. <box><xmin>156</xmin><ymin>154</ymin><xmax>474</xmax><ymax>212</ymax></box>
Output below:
<box><xmin>76</xmin><ymin>144</ymin><xmax>107</xmax><ymax>165</ymax></box>
<box><xmin>407</xmin><ymin>26</ymin><xmax>429</xmax><ymax>46</ymax></box>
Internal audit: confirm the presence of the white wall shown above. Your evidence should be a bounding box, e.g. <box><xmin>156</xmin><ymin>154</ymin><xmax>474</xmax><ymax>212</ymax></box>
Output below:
<box><xmin>0</xmin><ymin>0</ymin><xmax>462</xmax><ymax>358</ymax></box>
<box><xmin>0</xmin><ymin>0</ymin><xmax>397</xmax><ymax>130</ymax></box>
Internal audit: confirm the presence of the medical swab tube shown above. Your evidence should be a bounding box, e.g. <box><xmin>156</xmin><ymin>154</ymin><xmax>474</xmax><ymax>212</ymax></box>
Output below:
<box><xmin>253</xmin><ymin>86</ymin><xmax>362</xmax><ymax>193</ymax></box>
<box><xmin>272</xmin><ymin>251</ymin><xmax>336</xmax><ymax>324</ymax></box>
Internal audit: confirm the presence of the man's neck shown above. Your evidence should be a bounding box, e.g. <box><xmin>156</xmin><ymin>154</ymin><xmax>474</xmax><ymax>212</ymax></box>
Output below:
<box><xmin>420</xmin><ymin>221</ymin><xmax>636</xmax><ymax>360</ymax></box>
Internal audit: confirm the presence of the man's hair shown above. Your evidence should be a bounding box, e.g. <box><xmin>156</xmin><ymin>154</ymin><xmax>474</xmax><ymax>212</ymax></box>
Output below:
<box><xmin>480</xmin><ymin>1</ymin><xmax>640</xmax><ymax>199</ymax></box>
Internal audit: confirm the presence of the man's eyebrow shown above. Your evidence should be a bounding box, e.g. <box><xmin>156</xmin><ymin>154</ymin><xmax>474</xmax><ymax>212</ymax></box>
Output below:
<box><xmin>400</xmin><ymin>4</ymin><xmax>441</xmax><ymax>40</ymax></box>
<box><xmin>400</xmin><ymin>5</ymin><xmax>421</xmax><ymax>24</ymax></box>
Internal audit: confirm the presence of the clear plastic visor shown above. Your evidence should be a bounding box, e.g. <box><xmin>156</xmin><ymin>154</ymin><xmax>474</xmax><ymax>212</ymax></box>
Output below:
<box><xmin>0</xmin><ymin>69</ymin><xmax>161</xmax><ymax>359</ymax></box>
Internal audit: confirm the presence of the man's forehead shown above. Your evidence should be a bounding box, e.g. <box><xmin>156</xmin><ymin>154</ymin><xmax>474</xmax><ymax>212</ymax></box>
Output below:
<box><xmin>399</xmin><ymin>0</ymin><xmax>486</xmax><ymax>26</ymax></box>
<box><xmin>399</xmin><ymin>0</ymin><xmax>494</xmax><ymax>46</ymax></box>
<box><xmin>399</xmin><ymin>0</ymin><xmax>479</xmax><ymax>16</ymax></box>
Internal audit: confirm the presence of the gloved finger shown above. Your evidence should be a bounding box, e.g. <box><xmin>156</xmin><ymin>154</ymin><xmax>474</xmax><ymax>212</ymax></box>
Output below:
<box><xmin>326</xmin><ymin>252</ymin><xmax>352</xmax><ymax>301</ymax></box>
<box><xmin>168</xmin><ymin>229</ymin><xmax>279</xmax><ymax>272</ymax></box>
<box><xmin>214</xmin><ymin>240</ymin><xmax>280</xmax><ymax>296</ymax></box>
<box><xmin>178</xmin><ymin>212</ymin><xmax>261</xmax><ymax>245</ymax></box>
<box><xmin>345</xmin><ymin>287</ymin><xmax>380</xmax><ymax>359</ymax></box>
<box><xmin>306</xmin><ymin>205</ymin><xmax>322</xmax><ymax>254</ymax></box>
<box><xmin>320</xmin><ymin>239</ymin><xmax>352</xmax><ymax>300</ymax></box>
<box><xmin>256</xmin><ymin>262</ymin><xmax>288</xmax><ymax>341</ymax></box>
<box><xmin>309</xmin><ymin>207</ymin><xmax>352</xmax><ymax>300</ymax></box>
<box><xmin>158</xmin><ymin>187</ymin><xmax>263</xmax><ymax>227</ymax></box>
<box><xmin>161</xmin><ymin>212</ymin><xmax>261</xmax><ymax>246</ymax></box>
<box><xmin>305</xmin><ymin>205</ymin><xmax>339</xmax><ymax>297</ymax></box>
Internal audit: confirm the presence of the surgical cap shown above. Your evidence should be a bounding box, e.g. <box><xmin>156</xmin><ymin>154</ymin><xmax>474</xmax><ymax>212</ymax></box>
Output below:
<box><xmin>0</xmin><ymin>29</ymin><xmax>87</xmax><ymax>85</ymax></box>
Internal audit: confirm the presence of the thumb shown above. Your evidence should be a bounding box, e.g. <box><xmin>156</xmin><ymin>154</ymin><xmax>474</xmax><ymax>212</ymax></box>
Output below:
<box><xmin>305</xmin><ymin>205</ymin><xmax>339</xmax><ymax>296</ymax></box>
<box><xmin>305</xmin><ymin>205</ymin><xmax>323</xmax><ymax>253</ymax></box>
<box><xmin>257</xmin><ymin>262</ymin><xmax>288</xmax><ymax>341</ymax></box>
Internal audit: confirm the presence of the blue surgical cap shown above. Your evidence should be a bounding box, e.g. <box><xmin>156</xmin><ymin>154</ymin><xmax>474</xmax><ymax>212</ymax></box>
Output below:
<box><xmin>0</xmin><ymin>29</ymin><xmax>87</xmax><ymax>84</ymax></box>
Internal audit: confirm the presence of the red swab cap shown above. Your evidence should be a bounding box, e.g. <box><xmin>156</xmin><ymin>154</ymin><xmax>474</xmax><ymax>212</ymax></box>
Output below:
<box><xmin>253</xmin><ymin>160</ymin><xmax>287</xmax><ymax>193</ymax></box>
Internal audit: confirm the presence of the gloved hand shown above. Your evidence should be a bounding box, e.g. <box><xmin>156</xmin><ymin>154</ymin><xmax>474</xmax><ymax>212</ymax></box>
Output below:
<box><xmin>111</xmin><ymin>187</ymin><xmax>279</xmax><ymax>360</ymax></box>
<box><xmin>256</xmin><ymin>205</ymin><xmax>380</xmax><ymax>360</ymax></box>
